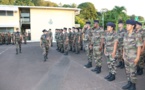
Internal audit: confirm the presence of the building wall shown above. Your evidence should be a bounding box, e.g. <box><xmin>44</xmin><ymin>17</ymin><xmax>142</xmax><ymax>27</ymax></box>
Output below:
<box><xmin>30</xmin><ymin>8</ymin><xmax>75</xmax><ymax>41</ymax></box>
<box><xmin>0</xmin><ymin>10</ymin><xmax>20</xmax><ymax>32</ymax></box>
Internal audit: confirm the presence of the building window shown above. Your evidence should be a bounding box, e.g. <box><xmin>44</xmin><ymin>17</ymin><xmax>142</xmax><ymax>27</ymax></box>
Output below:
<box><xmin>0</xmin><ymin>27</ymin><xmax>14</xmax><ymax>33</ymax></box>
<box><xmin>7</xmin><ymin>11</ymin><xmax>13</xmax><ymax>16</ymax></box>
<box><xmin>0</xmin><ymin>11</ymin><xmax>6</xmax><ymax>16</ymax></box>
<box><xmin>0</xmin><ymin>11</ymin><xmax>13</xmax><ymax>16</ymax></box>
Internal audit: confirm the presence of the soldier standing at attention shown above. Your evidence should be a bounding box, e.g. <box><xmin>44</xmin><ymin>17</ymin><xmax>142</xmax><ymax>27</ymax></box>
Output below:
<box><xmin>5</xmin><ymin>33</ymin><xmax>9</xmax><ymax>45</ymax></box>
<box><xmin>49</xmin><ymin>29</ymin><xmax>53</xmax><ymax>47</ymax></box>
<box><xmin>72</xmin><ymin>27</ymin><xmax>76</xmax><ymax>52</ymax></box>
<box><xmin>74</xmin><ymin>28</ymin><xmax>81</xmax><ymax>54</ymax></box>
<box><xmin>122</xmin><ymin>20</ymin><xmax>142</xmax><ymax>90</ymax></box>
<box><xmin>55</xmin><ymin>29</ymin><xmax>59</xmax><ymax>50</ymax></box>
<box><xmin>135</xmin><ymin>21</ymin><xmax>145</xmax><ymax>75</ymax></box>
<box><xmin>91</xmin><ymin>20</ymin><xmax>104</xmax><ymax>74</ymax></box>
<box><xmin>68</xmin><ymin>28</ymin><xmax>72</xmax><ymax>51</ymax></box>
<box><xmin>15</xmin><ymin>28</ymin><xmax>22</xmax><ymax>54</ymax></box>
<box><xmin>104</xmin><ymin>22</ymin><xmax>118</xmax><ymax>81</ymax></box>
<box><xmin>63</xmin><ymin>28</ymin><xmax>69</xmax><ymax>55</ymax></box>
<box><xmin>40</xmin><ymin>29</ymin><xmax>50</xmax><ymax>62</ymax></box>
<box><xmin>84</xmin><ymin>21</ymin><xmax>93</xmax><ymax>68</ymax></box>
<box><xmin>58</xmin><ymin>29</ymin><xmax>64</xmax><ymax>53</ymax></box>
<box><xmin>116</xmin><ymin>20</ymin><xmax>126</xmax><ymax>69</ymax></box>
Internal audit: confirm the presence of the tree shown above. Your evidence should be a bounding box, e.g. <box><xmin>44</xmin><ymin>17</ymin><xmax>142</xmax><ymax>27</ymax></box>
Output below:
<box><xmin>78</xmin><ymin>2</ymin><xmax>97</xmax><ymax>20</ymax></box>
<box><xmin>62</xmin><ymin>3</ymin><xmax>77</xmax><ymax>8</ymax></box>
<box><xmin>62</xmin><ymin>4</ymin><xmax>71</xmax><ymax>8</ymax></box>
<box><xmin>0</xmin><ymin>0</ymin><xmax>15</xmax><ymax>5</ymax></box>
<box><xmin>75</xmin><ymin>16</ymin><xmax>85</xmax><ymax>28</ymax></box>
<box><xmin>15</xmin><ymin>0</ymin><xmax>34</xmax><ymax>6</ymax></box>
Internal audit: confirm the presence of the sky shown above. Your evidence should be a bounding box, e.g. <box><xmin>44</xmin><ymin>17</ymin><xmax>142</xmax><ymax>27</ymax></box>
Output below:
<box><xmin>50</xmin><ymin>0</ymin><xmax>145</xmax><ymax>18</ymax></box>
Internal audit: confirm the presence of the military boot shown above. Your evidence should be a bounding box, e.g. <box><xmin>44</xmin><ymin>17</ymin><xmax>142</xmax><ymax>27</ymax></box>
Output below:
<box><xmin>129</xmin><ymin>83</ymin><xmax>136</xmax><ymax>90</ymax></box>
<box><xmin>120</xmin><ymin>61</ymin><xmax>125</xmax><ymax>69</ymax></box>
<box><xmin>122</xmin><ymin>81</ymin><xmax>132</xmax><ymax>89</ymax></box>
<box><xmin>84</xmin><ymin>61</ymin><xmax>92</xmax><ymax>68</ymax></box>
<box><xmin>116</xmin><ymin>61</ymin><xmax>122</xmax><ymax>68</ymax></box>
<box><xmin>16</xmin><ymin>49</ymin><xmax>18</xmax><ymax>55</ymax></box>
<box><xmin>44</xmin><ymin>55</ymin><xmax>47</xmax><ymax>62</ymax></box>
<box><xmin>96</xmin><ymin>66</ymin><xmax>101</xmax><ymax>74</ymax></box>
<box><xmin>138</xmin><ymin>67</ymin><xmax>143</xmax><ymax>75</ymax></box>
<box><xmin>104</xmin><ymin>72</ymin><xmax>112</xmax><ymax>79</ymax></box>
<box><xmin>107</xmin><ymin>74</ymin><xmax>115</xmax><ymax>81</ymax></box>
<box><xmin>91</xmin><ymin>66</ymin><xmax>98</xmax><ymax>72</ymax></box>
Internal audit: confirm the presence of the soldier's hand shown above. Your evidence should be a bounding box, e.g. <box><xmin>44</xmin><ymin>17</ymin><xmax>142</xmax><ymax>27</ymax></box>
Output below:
<box><xmin>134</xmin><ymin>58</ymin><xmax>139</xmax><ymax>66</ymax></box>
<box><xmin>111</xmin><ymin>52</ymin><xmax>115</xmax><ymax>59</ymax></box>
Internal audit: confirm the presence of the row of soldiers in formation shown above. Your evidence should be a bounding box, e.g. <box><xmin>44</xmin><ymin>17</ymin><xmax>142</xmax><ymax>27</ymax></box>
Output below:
<box><xmin>54</xmin><ymin>20</ymin><xmax>144</xmax><ymax>90</ymax></box>
<box><xmin>0</xmin><ymin>32</ymin><xmax>27</xmax><ymax>45</ymax></box>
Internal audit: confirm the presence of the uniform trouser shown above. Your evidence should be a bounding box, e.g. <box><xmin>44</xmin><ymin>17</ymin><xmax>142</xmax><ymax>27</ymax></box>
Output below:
<box><xmin>86</xmin><ymin>45</ymin><xmax>93</xmax><ymax>62</ymax></box>
<box><xmin>75</xmin><ymin>42</ymin><xmax>80</xmax><ymax>53</ymax></box>
<box><xmin>106</xmin><ymin>54</ymin><xmax>116</xmax><ymax>74</ymax></box>
<box><xmin>16</xmin><ymin>41</ymin><xmax>21</xmax><ymax>52</ymax></box>
<box><xmin>124</xmin><ymin>59</ymin><xmax>137</xmax><ymax>83</ymax></box>
<box><xmin>59</xmin><ymin>42</ymin><xmax>64</xmax><ymax>52</ymax></box>
<box><xmin>42</xmin><ymin>45</ymin><xmax>49</xmax><ymax>57</ymax></box>
<box><xmin>116</xmin><ymin>47</ymin><xmax>123</xmax><ymax>61</ymax></box>
<box><xmin>24</xmin><ymin>38</ymin><xmax>27</xmax><ymax>44</ymax></box>
<box><xmin>69</xmin><ymin>41</ymin><xmax>72</xmax><ymax>50</ymax></box>
<box><xmin>138</xmin><ymin>52</ymin><xmax>145</xmax><ymax>68</ymax></box>
<box><xmin>5</xmin><ymin>39</ymin><xmax>8</xmax><ymax>44</ymax></box>
<box><xmin>72</xmin><ymin>42</ymin><xmax>75</xmax><ymax>51</ymax></box>
<box><xmin>93</xmin><ymin>46</ymin><xmax>102</xmax><ymax>67</ymax></box>
<box><xmin>51</xmin><ymin>39</ymin><xmax>53</xmax><ymax>46</ymax></box>
<box><xmin>64</xmin><ymin>43</ymin><xmax>68</xmax><ymax>53</ymax></box>
<box><xmin>56</xmin><ymin>40</ymin><xmax>59</xmax><ymax>48</ymax></box>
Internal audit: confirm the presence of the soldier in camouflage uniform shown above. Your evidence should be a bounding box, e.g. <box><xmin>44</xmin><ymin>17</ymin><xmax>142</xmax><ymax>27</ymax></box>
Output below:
<box><xmin>49</xmin><ymin>29</ymin><xmax>53</xmax><ymax>47</ymax></box>
<box><xmin>11</xmin><ymin>32</ymin><xmax>15</xmax><ymax>45</ymax></box>
<box><xmin>14</xmin><ymin>28</ymin><xmax>22</xmax><ymax>54</ymax></box>
<box><xmin>40</xmin><ymin>29</ymin><xmax>50</xmax><ymax>62</ymax></box>
<box><xmin>68</xmin><ymin>28</ymin><xmax>72</xmax><ymax>51</ymax></box>
<box><xmin>91</xmin><ymin>20</ymin><xmax>104</xmax><ymax>74</ymax></box>
<box><xmin>116</xmin><ymin>20</ymin><xmax>126</xmax><ymax>69</ymax></box>
<box><xmin>135</xmin><ymin>21</ymin><xmax>145</xmax><ymax>75</ymax></box>
<box><xmin>104</xmin><ymin>22</ymin><xmax>118</xmax><ymax>81</ymax></box>
<box><xmin>58</xmin><ymin>29</ymin><xmax>64</xmax><ymax>53</ymax></box>
<box><xmin>5</xmin><ymin>33</ymin><xmax>9</xmax><ymax>45</ymax></box>
<box><xmin>71</xmin><ymin>27</ymin><xmax>76</xmax><ymax>52</ymax></box>
<box><xmin>79</xmin><ymin>28</ymin><xmax>83</xmax><ymax>50</ymax></box>
<box><xmin>84</xmin><ymin>21</ymin><xmax>93</xmax><ymax>68</ymax></box>
<box><xmin>55</xmin><ymin>29</ymin><xmax>59</xmax><ymax>50</ymax></box>
<box><xmin>2</xmin><ymin>33</ymin><xmax>5</xmax><ymax>44</ymax></box>
<box><xmin>23</xmin><ymin>32</ymin><xmax>27</xmax><ymax>44</ymax></box>
<box><xmin>122</xmin><ymin>20</ymin><xmax>143</xmax><ymax>90</ymax></box>
<box><xmin>63</xmin><ymin>28</ymin><xmax>69</xmax><ymax>55</ymax></box>
<box><xmin>74</xmin><ymin>28</ymin><xmax>81</xmax><ymax>54</ymax></box>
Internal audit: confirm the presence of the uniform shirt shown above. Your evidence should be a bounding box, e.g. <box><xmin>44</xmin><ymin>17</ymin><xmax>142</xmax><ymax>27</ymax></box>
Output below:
<box><xmin>41</xmin><ymin>34</ymin><xmax>49</xmax><ymax>46</ymax></box>
<box><xmin>123</xmin><ymin>30</ymin><xmax>143</xmax><ymax>61</ymax></box>
<box><xmin>105</xmin><ymin>31</ymin><xmax>118</xmax><ymax>54</ymax></box>
<box><xmin>15</xmin><ymin>32</ymin><xmax>21</xmax><ymax>41</ymax></box>
<box><xmin>74</xmin><ymin>32</ymin><xmax>81</xmax><ymax>43</ymax></box>
<box><xmin>63</xmin><ymin>32</ymin><xmax>68</xmax><ymax>41</ymax></box>
<box><xmin>117</xmin><ymin>28</ymin><xmax>126</xmax><ymax>48</ymax></box>
<box><xmin>93</xmin><ymin>28</ymin><xmax>104</xmax><ymax>46</ymax></box>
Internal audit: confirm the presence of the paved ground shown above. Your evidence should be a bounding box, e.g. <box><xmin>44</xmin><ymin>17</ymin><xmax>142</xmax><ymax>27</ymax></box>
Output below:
<box><xmin>0</xmin><ymin>42</ymin><xmax>144</xmax><ymax>90</ymax></box>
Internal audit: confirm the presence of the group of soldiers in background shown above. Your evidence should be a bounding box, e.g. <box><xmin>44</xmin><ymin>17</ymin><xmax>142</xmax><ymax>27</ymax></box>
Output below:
<box><xmin>40</xmin><ymin>29</ymin><xmax>53</xmax><ymax>62</ymax></box>
<box><xmin>54</xmin><ymin>19</ymin><xmax>145</xmax><ymax>90</ymax></box>
<box><xmin>0</xmin><ymin>31</ymin><xmax>27</xmax><ymax>45</ymax></box>
<box><xmin>55</xmin><ymin>27</ymin><xmax>86</xmax><ymax>55</ymax></box>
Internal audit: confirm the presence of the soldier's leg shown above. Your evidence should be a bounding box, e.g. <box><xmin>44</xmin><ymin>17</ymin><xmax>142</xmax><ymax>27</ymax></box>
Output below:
<box><xmin>137</xmin><ymin>54</ymin><xmax>144</xmax><ymax>75</ymax></box>
<box><xmin>51</xmin><ymin>39</ymin><xmax>53</xmax><ymax>46</ymax></box>
<box><xmin>19</xmin><ymin>41</ymin><xmax>21</xmax><ymax>53</ymax></box>
<box><xmin>46</xmin><ymin>46</ymin><xmax>49</xmax><ymax>59</ymax></box>
<box><xmin>16</xmin><ymin>41</ymin><xmax>19</xmax><ymax>54</ymax></box>
<box><xmin>106</xmin><ymin>55</ymin><xmax>116</xmax><ymax>81</ymax></box>
<box><xmin>43</xmin><ymin>46</ymin><xmax>47</xmax><ymax>61</ymax></box>
<box><xmin>122</xmin><ymin>59</ymin><xmax>132</xmax><ymax>89</ymax></box>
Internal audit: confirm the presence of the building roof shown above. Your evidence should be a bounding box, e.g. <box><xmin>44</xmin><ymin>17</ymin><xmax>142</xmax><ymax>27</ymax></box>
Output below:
<box><xmin>0</xmin><ymin>5</ymin><xmax>81</xmax><ymax>11</ymax></box>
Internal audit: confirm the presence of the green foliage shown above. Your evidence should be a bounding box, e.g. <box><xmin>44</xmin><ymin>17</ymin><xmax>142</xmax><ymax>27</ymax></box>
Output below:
<box><xmin>75</xmin><ymin>16</ymin><xmax>85</xmax><ymax>28</ymax></box>
<box><xmin>78</xmin><ymin>2</ymin><xmax>97</xmax><ymax>20</ymax></box>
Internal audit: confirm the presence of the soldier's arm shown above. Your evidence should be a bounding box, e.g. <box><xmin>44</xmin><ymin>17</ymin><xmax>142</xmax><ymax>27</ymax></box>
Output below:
<box><xmin>113</xmin><ymin>34</ymin><xmax>118</xmax><ymax>54</ymax></box>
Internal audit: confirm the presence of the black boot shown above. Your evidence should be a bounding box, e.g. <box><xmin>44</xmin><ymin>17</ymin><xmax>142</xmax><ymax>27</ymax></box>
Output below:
<box><xmin>16</xmin><ymin>49</ymin><xmax>18</xmax><ymax>55</ymax></box>
<box><xmin>107</xmin><ymin>74</ymin><xmax>115</xmax><ymax>81</ymax></box>
<box><xmin>138</xmin><ymin>67</ymin><xmax>143</xmax><ymax>75</ymax></box>
<box><xmin>129</xmin><ymin>83</ymin><xmax>136</xmax><ymax>90</ymax></box>
<box><xmin>104</xmin><ymin>73</ymin><xmax>112</xmax><ymax>79</ymax></box>
<box><xmin>116</xmin><ymin>61</ymin><xmax>122</xmax><ymax>68</ymax></box>
<box><xmin>96</xmin><ymin>66</ymin><xmax>101</xmax><ymax>74</ymax></box>
<box><xmin>122</xmin><ymin>81</ymin><xmax>132</xmax><ymax>89</ymax></box>
<box><xmin>120</xmin><ymin>61</ymin><xmax>125</xmax><ymax>69</ymax></box>
<box><xmin>91</xmin><ymin>66</ymin><xmax>98</xmax><ymax>72</ymax></box>
<box><xmin>44</xmin><ymin>55</ymin><xmax>47</xmax><ymax>62</ymax></box>
<box><xmin>84</xmin><ymin>62</ymin><xmax>92</xmax><ymax>68</ymax></box>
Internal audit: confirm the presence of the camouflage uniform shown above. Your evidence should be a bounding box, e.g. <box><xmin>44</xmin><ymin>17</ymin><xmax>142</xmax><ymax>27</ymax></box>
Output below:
<box><xmin>123</xmin><ymin>30</ymin><xmax>143</xmax><ymax>84</ymax></box>
<box><xmin>63</xmin><ymin>30</ymin><xmax>69</xmax><ymax>55</ymax></box>
<box><xmin>23</xmin><ymin>32</ymin><xmax>27</xmax><ymax>44</ymax></box>
<box><xmin>40</xmin><ymin>33</ymin><xmax>49</xmax><ymax>61</ymax></box>
<box><xmin>14</xmin><ymin>32</ymin><xmax>22</xmax><ymax>54</ymax></box>
<box><xmin>71</xmin><ymin>30</ymin><xmax>76</xmax><ymax>52</ymax></box>
<box><xmin>49</xmin><ymin>31</ymin><xmax>53</xmax><ymax>47</ymax></box>
<box><xmin>58</xmin><ymin>30</ymin><xmax>64</xmax><ymax>53</ymax></box>
<box><xmin>74</xmin><ymin>30</ymin><xmax>81</xmax><ymax>54</ymax></box>
<box><xmin>11</xmin><ymin>33</ymin><xmax>15</xmax><ymax>45</ymax></box>
<box><xmin>55</xmin><ymin>29</ymin><xmax>59</xmax><ymax>50</ymax></box>
<box><xmin>116</xmin><ymin>29</ymin><xmax>126</xmax><ymax>68</ymax></box>
<box><xmin>68</xmin><ymin>30</ymin><xmax>72</xmax><ymax>51</ymax></box>
<box><xmin>93</xmin><ymin>28</ymin><xmax>104</xmax><ymax>69</ymax></box>
<box><xmin>5</xmin><ymin>33</ymin><xmax>9</xmax><ymax>45</ymax></box>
